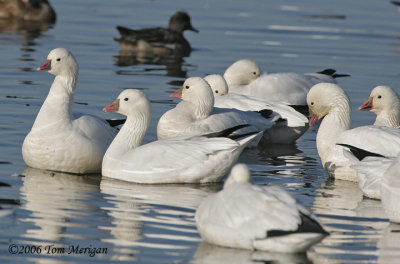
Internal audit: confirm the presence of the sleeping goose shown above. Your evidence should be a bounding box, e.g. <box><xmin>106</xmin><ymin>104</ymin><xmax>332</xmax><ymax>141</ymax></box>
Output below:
<box><xmin>359</xmin><ymin>85</ymin><xmax>400</xmax><ymax>127</ymax></box>
<box><xmin>102</xmin><ymin>89</ymin><xmax>259</xmax><ymax>184</ymax></box>
<box><xmin>195</xmin><ymin>163</ymin><xmax>328</xmax><ymax>253</ymax></box>
<box><xmin>157</xmin><ymin>77</ymin><xmax>280</xmax><ymax>146</ymax></box>
<box><xmin>223</xmin><ymin>59</ymin><xmax>348</xmax><ymax>105</ymax></box>
<box><xmin>307</xmin><ymin>83</ymin><xmax>400</xmax><ymax>181</ymax></box>
<box><xmin>204</xmin><ymin>74</ymin><xmax>309</xmax><ymax>144</ymax></box>
<box><xmin>114</xmin><ymin>11</ymin><xmax>198</xmax><ymax>57</ymax></box>
<box><xmin>0</xmin><ymin>0</ymin><xmax>56</xmax><ymax>23</ymax></box>
<box><xmin>22</xmin><ymin>48</ymin><xmax>118</xmax><ymax>174</ymax></box>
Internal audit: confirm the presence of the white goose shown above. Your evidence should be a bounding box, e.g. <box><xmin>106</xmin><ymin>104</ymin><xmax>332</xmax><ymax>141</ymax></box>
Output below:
<box><xmin>307</xmin><ymin>83</ymin><xmax>400</xmax><ymax>182</ymax></box>
<box><xmin>22</xmin><ymin>48</ymin><xmax>118</xmax><ymax>174</ymax></box>
<box><xmin>223</xmin><ymin>59</ymin><xmax>347</xmax><ymax>105</ymax></box>
<box><xmin>359</xmin><ymin>85</ymin><xmax>400</xmax><ymax>127</ymax></box>
<box><xmin>157</xmin><ymin>77</ymin><xmax>280</xmax><ymax>146</ymax></box>
<box><xmin>195</xmin><ymin>163</ymin><xmax>328</xmax><ymax>253</ymax></box>
<box><xmin>204</xmin><ymin>74</ymin><xmax>309</xmax><ymax>144</ymax></box>
<box><xmin>102</xmin><ymin>89</ymin><xmax>259</xmax><ymax>184</ymax></box>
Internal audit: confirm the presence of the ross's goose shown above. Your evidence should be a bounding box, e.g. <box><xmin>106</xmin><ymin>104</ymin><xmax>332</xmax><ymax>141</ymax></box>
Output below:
<box><xmin>157</xmin><ymin>77</ymin><xmax>280</xmax><ymax>146</ymax></box>
<box><xmin>114</xmin><ymin>11</ymin><xmax>198</xmax><ymax>57</ymax></box>
<box><xmin>195</xmin><ymin>163</ymin><xmax>328</xmax><ymax>253</ymax></box>
<box><xmin>307</xmin><ymin>83</ymin><xmax>400</xmax><ymax>181</ymax></box>
<box><xmin>381</xmin><ymin>155</ymin><xmax>400</xmax><ymax>223</ymax></box>
<box><xmin>204</xmin><ymin>74</ymin><xmax>309</xmax><ymax>144</ymax></box>
<box><xmin>359</xmin><ymin>85</ymin><xmax>400</xmax><ymax>127</ymax></box>
<box><xmin>22</xmin><ymin>48</ymin><xmax>118</xmax><ymax>174</ymax></box>
<box><xmin>0</xmin><ymin>0</ymin><xmax>56</xmax><ymax>23</ymax></box>
<box><xmin>223</xmin><ymin>59</ymin><xmax>348</xmax><ymax>105</ymax></box>
<box><xmin>102</xmin><ymin>89</ymin><xmax>259</xmax><ymax>184</ymax></box>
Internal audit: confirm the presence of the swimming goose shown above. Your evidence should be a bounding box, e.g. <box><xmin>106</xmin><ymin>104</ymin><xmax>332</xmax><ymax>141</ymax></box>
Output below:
<box><xmin>307</xmin><ymin>83</ymin><xmax>400</xmax><ymax>181</ymax></box>
<box><xmin>157</xmin><ymin>77</ymin><xmax>280</xmax><ymax>146</ymax></box>
<box><xmin>0</xmin><ymin>0</ymin><xmax>56</xmax><ymax>23</ymax></box>
<box><xmin>204</xmin><ymin>74</ymin><xmax>309</xmax><ymax>144</ymax></box>
<box><xmin>195</xmin><ymin>163</ymin><xmax>328</xmax><ymax>253</ymax></box>
<box><xmin>223</xmin><ymin>59</ymin><xmax>348</xmax><ymax>105</ymax></box>
<box><xmin>22</xmin><ymin>48</ymin><xmax>118</xmax><ymax>174</ymax></box>
<box><xmin>114</xmin><ymin>11</ymin><xmax>198</xmax><ymax>57</ymax></box>
<box><xmin>359</xmin><ymin>85</ymin><xmax>400</xmax><ymax>127</ymax></box>
<box><xmin>102</xmin><ymin>89</ymin><xmax>259</xmax><ymax>184</ymax></box>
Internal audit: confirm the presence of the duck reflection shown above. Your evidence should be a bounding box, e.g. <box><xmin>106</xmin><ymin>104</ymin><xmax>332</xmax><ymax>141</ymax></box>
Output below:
<box><xmin>20</xmin><ymin>167</ymin><xmax>101</xmax><ymax>242</ymax></box>
<box><xmin>100</xmin><ymin>177</ymin><xmax>219</xmax><ymax>261</ymax></box>
<box><xmin>193</xmin><ymin>242</ymin><xmax>311</xmax><ymax>264</ymax></box>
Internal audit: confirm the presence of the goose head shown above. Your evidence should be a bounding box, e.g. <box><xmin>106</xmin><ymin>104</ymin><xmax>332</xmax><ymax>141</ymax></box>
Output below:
<box><xmin>223</xmin><ymin>59</ymin><xmax>261</xmax><ymax>87</ymax></box>
<box><xmin>37</xmin><ymin>48</ymin><xmax>78</xmax><ymax>78</ymax></box>
<box><xmin>223</xmin><ymin>163</ymin><xmax>251</xmax><ymax>188</ymax></box>
<box><xmin>168</xmin><ymin>11</ymin><xmax>198</xmax><ymax>33</ymax></box>
<box><xmin>171</xmin><ymin>77</ymin><xmax>214</xmax><ymax>103</ymax></box>
<box><xmin>359</xmin><ymin>85</ymin><xmax>400</xmax><ymax>114</ymax></box>
<box><xmin>307</xmin><ymin>83</ymin><xmax>351</xmax><ymax>126</ymax></box>
<box><xmin>204</xmin><ymin>74</ymin><xmax>229</xmax><ymax>97</ymax></box>
<box><xmin>103</xmin><ymin>89</ymin><xmax>151</xmax><ymax>118</ymax></box>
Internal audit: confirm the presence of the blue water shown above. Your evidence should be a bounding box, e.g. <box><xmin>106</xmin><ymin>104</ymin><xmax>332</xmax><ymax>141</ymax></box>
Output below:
<box><xmin>1</xmin><ymin>0</ymin><xmax>400</xmax><ymax>263</ymax></box>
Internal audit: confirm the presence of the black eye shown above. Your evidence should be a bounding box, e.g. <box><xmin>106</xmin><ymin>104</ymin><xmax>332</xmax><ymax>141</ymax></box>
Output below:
<box><xmin>124</xmin><ymin>98</ymin><xmax>129</xmax><ymax>101</ymax></box>
<box><xmin>311</xmin><ymin>102</ymin><xmax>314</xmax><ymax>106</ymax></box>
<box><xmin>252</xmin><ymin>72</ymin><xmax>257</xmax><ymax>75</ymax></box>
<box><xmin>215</xmin><ymin>90</ymin><xmax>219</xmax><ymax>94</ymax></box>
<box><xmin>185</xmin><ymin>85</ymin><xmax>189</xmax><ymax>89</ymax></box>
<box><xmin>56</xmin><ymin>58</ymin><xmax>61</xmax><ymax>61</ymax></box>
<box><xmin>378</xmin><ymin>95</ymin><xmax>382</xmax><ymax>99</ymax></box>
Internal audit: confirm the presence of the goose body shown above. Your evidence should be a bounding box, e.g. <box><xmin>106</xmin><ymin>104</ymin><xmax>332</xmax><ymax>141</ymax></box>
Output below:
<box><xmin>359</xmin><ymin>85</ymin><xmax>400</xmax><ymax>127</ymax></box>
<box><xmin>223</xmin><ymin>59</ymin><xmax>346</xmax><ymax>105</ymax></box>
<box><xmin>381</xmin><ymin>155</ymin><xmax>400</xmax><ymax>223</ymax></box>
<box><xmin>157</xmin><ymin>77</ymin><xmax>280</xmax><ymax>146</ymax></box>
<box><xmin>204</xmin><ymin>74</ymin><xmax>309</xmax><ymax>144</ymax></box>
<box><xmin>114</xmin><ymin>11</ymin><xmax>198</xmax><ymax>56</ymax></box>
<box><xmin>22</xmin><ymin>48</ymin><xmax>117</xmax><ymax>174</ymax></box>
<box><xmin>102</xmin><ymin>89</ymin><xmax>259</xmax><ymax>184</ymax></box>
<box><xmin>0</xmin><ymin>0</ymin><xmax>56</xmax><ymax>22</ymax></box>
<box><xmin>307</xmin><ymin>83</ymin><xmax>400</xmax><ymax>181</ymax></box>
<box><xmin>195</xmin><ymin>163</ymin><xmax>328</xmax><ymax>253</ymax></box>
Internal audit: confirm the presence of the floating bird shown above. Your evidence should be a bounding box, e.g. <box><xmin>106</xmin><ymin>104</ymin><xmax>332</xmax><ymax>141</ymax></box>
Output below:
<box><xmin>22</xmin><ymin>48</ymin><xmax>118</xmax><ymax>174</ymax></box>
<box><xmin>0</xmin><ymin>0</ymin><xmax>56</xmax><ymax>23</ymax></box>
<box><xmin>195</xmin><ymin>163</ymin><xmax>328</xmax><ymax>253</ymax></box>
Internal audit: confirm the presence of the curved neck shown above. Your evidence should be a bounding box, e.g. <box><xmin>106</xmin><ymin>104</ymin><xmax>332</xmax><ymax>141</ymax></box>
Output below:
<box><xmin>375</xmin><ymin>108</ymin><xmax>400</xmax><ymax>127</ymax></box>
<box><xmin>104</xmin><ymin>111</ymin><xmax>150</xmax><ymax>159</ymax></box>
<box><xmin>317</xmin><ymin>95</ymin><xmax>351</xmax><ymax>164</ymax></box>
<box><xmin>32</xmin><ymin>75</ymin><xmax>77</xmax><ymax>129</ymax></box>
<box><xmin>190</xmin><ymin>96</ymin><xmax>214</xmax><ymax>120</ymax></box>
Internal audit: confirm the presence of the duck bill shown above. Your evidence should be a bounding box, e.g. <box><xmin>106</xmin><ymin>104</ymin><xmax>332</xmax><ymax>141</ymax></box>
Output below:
<box><xmin>358</xmin><ymin>97</ymin><xmax>373</xmax><ymax>111</ymax></box>
<box><xmin>309</xmin><ymin>109</ymin><xmax>320</xmax><ymax>126</ymax></box>
<box><xmin>37</xmin><ymin>59</ymin><xmax>51</xmax><ymax>71</ymax></box>
<box><xmin>190</xmin><ymin>25</ymin><xmax>199</xmax><ymax>33</ymax></box>
<box><xmin>103</xmin><ymin>98</ymin><xmax>120</xmax><ymax>112</ymax></box>
<box><xmin>170</xmin><ymin>87</ymin><xmax>183</xmax><ymax>98</ymax></box>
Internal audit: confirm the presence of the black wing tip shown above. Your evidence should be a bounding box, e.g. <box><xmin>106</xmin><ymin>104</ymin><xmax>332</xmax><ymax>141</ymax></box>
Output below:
<box><xmin>106</xmin><ymin>119</ymin><xmax>126</xmax><ymax>127</ymax></box>
<box><xmin>203</xmin><ymin>124</ymin><xmax>256</xmax><ymax>140</ymax></box>
<box><xmin>288</xmin><ymin>104</ymin><xmax>309</xmax><ymax>117</ymax></box>
<box><xmin>257</xmin><ymin>109</ymin><xmax>274</xmax><ymax>119</ymax></box>
<box><xmin>317</xmin><ymin>68</ymin><xmax>350</xmax><ymax>78</ymax></box>
<box><xmin>337</xmin><ymin>143</ymin><xmax>386</xmax><ymax>161</ymax></box>
<box><xmin>266</xmin><ymin>212</ymin><xmax>329</xmax><ymax>238</ymax></box>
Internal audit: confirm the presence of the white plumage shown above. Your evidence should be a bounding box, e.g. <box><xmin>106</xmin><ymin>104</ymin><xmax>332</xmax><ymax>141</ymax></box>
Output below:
<box><xmin>102</xmin><ymin>89</ymin><xmax>259</xmax><ymax>184</ymax></box>
<box><xmin>157</xmin><ymin>77</ymin><xmax>280</xmax><ymax>146</ymax></box>
<box><xmin>195</xmin><ymin>163</ymin><xmax>328</xmax><ymax>253</ymax></box>
<box><xmin>223</xmin><ymin>59</ymin><xmax>341</xmax><ymax>105</ymax></box>
<box><xmin>204</xmin><ymin>74</ymin><xmax>309</xmax><ymax>144</ymax></box>
<box><xmin>22</xmin><ymin>48</ymin><xmax>117</xmax><ymax>174</ymax></box>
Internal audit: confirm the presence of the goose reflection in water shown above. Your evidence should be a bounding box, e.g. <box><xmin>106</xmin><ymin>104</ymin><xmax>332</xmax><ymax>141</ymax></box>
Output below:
<box><xmin>193</xmin><ymin>242</ymin><xmax>311</xmax><ymax>264</ymax></box>
<box><xmin>99</xmin><ymin>177</ymin><xmax>219</xmax><ymax>262</ymax></box>
<box><xmin>19</xmin><ymin>167</ymin><xmax>101</xmax><ymax>242</ymax></box>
